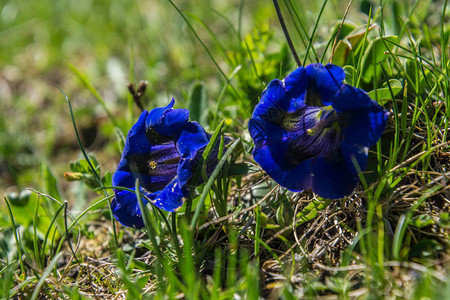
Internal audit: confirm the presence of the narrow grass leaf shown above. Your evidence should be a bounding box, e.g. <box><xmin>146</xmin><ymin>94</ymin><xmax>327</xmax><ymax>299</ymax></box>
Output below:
<box><xmin>30</xmin><ymin>252</ymin><xmax>63</xmax><ymax>300</ymax></box>
<box><xmin>135</xmin><ymin>179</ymin><xmax>165</xmax><ymax>281</ymax></box>
<box><xmin>302</xmin><ymin>0</ymin><xmax>329</xmax><ymax>66</ymax></box>
<box><xmin>254</xmin><ymin>205</ymin><xmax>261</xmax><ymax>258</ymax></box>
<box><xmin>368</xmin><ymin>79</ymin><xmax>403</xmax><ymax>103</ymax></box>
<box><xmin>212</xmin><ymin>65</ymin><xmax>241</xmax><ymax>128</ymax></box>
<box><xmin>4</xmin><ymin>197</ymin><xmax>25</xmax><ymax>274</ymax></box>
<box><xmin>1</xmin><ymin>262</ymin><xmax>18</xmax><ymax>298</ymax></box>
<box><xmin>55</xmin><ymin>195</ymin><xmax>113</xmax><ymax>254</ymax></box>
<box><xmin>202</xmin><ymin>120</ymin><xmax>224</xmax><ymax>162</ymax></box>
<box><xmin>191</xmin><ymin>138</ymin><xmax>240</xmax><ymax>229</ymax></box>
<box><xmin>392</xmin><ymin>185</ymin><xmax>442</xmax><ymax>260</ymax></box>
<box><xmin>295</xmin><ymin>198</ymin><xmax>332</xmax><ymax>227</ymax></box>
<box><xmin>179</xmin><ymin>225</ymin><xmax>197</xmax><ymax>298</ymax></box>
<box><xmin>189</xmin><ymin>82</ymin><xmax>208</xmax><ymax>124</ymax></box>
<box><xmin>58</xmin><ymin>86</ymin><xmax>118</xmax><ymax>248</ymax></box>
<box><xmin>165</xmin><ymin>0</ymin><xmax>242</xmax><ymax>103</ymax></box>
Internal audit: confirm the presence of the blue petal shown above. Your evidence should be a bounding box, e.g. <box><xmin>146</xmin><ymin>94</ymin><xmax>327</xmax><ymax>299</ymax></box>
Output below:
<box><xmin>248</xmin><ymin>117</ymin><xmax>270</xmax><ymax>148</ymax></box>
<box><xmin>145</xmin><ymin>98</ymin><xmax>175</xmax><ymax>128</ymax></box>
<box><xmin>280</xmin><ymin>160</ymin><xmax>313</xmax><ymax>192</ymax></box>
<box><xmin>118</xmin><ymin>110</ymin><xmax>150</xmax><ymax>166</ymax></box>
<box><xmin>249</xmin><ymin>117</ymin><xmax>290</xmax><ymax>169</ymax></box>
<box><xmin>250</xmin><ymin>116</ymin><xmax>314</xmax><ymax>191</ymax></box>
<box><xmin>111</xmin><ymin>189</ymin><xmax>145</xmax><ymax>229</ymax></box>
<box><xmin>333</xmin><ymin>85</ymin><xmax>380</xmax><ymax>111</ymax></box>
<box><xmin>114</xmin><ymin>165</ymin><xmax>173</xmax><ymax>195</ymax></box>
<box><xmin>342</xmin><ymin>107</ymin><xmax>388</xmax><ymax>147</ymax></box>
<box><xmin>252</xmin><ymin>143</ymin><xmax>313</xmax><ymax>192</ymax></box>
<box><xmin>177</xmin><ymin>159</ymin><xmax>194</xmax><ymax>187</ymax></box>
<box><xmin>150</xmin><ymin>178</ymin><xmax>187</xmax><ymax>212</ymax></box>
<box><xmin>341</xmin><ymin>140</ymin><xmax>368</xmax><ymax>176</ymax></box>
<box><xmin>311</xmin><ymin>154</ymin><xmax>359</xmax><ymax>199</ymax></box>
<box><xmin>305</xmin><ymin>63</ymin><xmax>345</xmax><ymax>106</ymax></box>
<box><xmin>112</xmin><ymin>169</ymin><xmax>135</xmax><ymax>187</ymax></box>
<box><xmin>284</xmin><ymin>67</ymin><xmax>308</xmax><ymax>107</ymax></box>
<box><xmin>252</xmin><ymin>80</ymin><xmax>292</xmax><ymax>121</ymax></box>
<box><xmin>334</xmin><ymin>86</ymin><xmax>388</xmax><ymax>147</ymax></box>
<box><xmin>176</xmin><ymin>121</ymin><xmax>210</xmax><ymax>160</ymax></box>
<box><xmin>145</xmin><ymin>98</ymin><xmax>189</xmax><ymax>142</ymax></box>
<box><xmin>139</xmin><ymin>143</ymin><xmax>181</xmax><ymax>191</ymax></box>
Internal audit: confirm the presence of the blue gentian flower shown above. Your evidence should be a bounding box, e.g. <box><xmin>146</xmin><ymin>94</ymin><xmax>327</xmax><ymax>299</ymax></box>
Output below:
<box><xmin>249</xmin><ymin>63</ymin><xmax>389</xmax><ymax>199</ymax></box>
<box><xmin>112</xmin><ymin>99</ymin><xmax>211</xmax><ymax>228</ymax></box>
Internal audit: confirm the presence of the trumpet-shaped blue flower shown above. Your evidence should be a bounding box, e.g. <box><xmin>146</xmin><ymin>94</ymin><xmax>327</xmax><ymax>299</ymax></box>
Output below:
<box><xmin>112</xmin><ymin>99</ymin><xmax>211</xmax><ymax>228</ymax></box>
<box><xmin>249</xmin><ymin>63</ymin><xmax>388</xmax><ymax>199</ymax></box>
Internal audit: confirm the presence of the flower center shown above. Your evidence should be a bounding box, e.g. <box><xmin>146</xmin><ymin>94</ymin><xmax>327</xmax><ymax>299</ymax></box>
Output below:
<box><xmin>306</xmin><ymin>106</ymin><xmax>338</xmax><ymax>136</ymax></box>
<box><xmin>149</xmin><ymin>160</ymin><xmax>157</xmax><ymax>169</ymax></box>
<box><xmin>129</xmin><ymin>142</ymin><xmax>181</xmax><ymax>192</ymax></box>
<box><xmin>282</xmin><ymin>106</ymin><xmax>322</xmax><ymax>132</ymax></box>
<box><xmin>283</xmin><ymin>106</ymin><xmax>342</xmax><ymax>165</ymax></box>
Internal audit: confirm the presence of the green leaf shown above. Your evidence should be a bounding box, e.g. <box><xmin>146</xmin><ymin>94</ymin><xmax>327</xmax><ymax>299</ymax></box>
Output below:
<box><xmin>410</xmin><ymin>214</ymin><xmax>434</xmax><ymax>228</ymax></box>
<box><xmin>264</xmin><ymin>224</ymin><xmax>280</xmax><ymax>229</ymax></box>
<box><xmin>41</xmin><ymin>162</ymin><xmax>61</xmax><ymax>201</ymax></box>
<box><xmin>438</xmin><ymin>212</ymin><xmax>450</xmax><ymax>229</ymax></box>
<box><xmin>0</xmin><ymin>261</ymin><xmax>18</xmax><ymax>298</ymax></box>
<box><xmin>256</xmin><ymin>208</ymin><xmax>268</xmax><ymax>228</ymax></box>
<box><xmin>250</xmin><ymin>180</ymin><xmax>275</xmax><ymax>200</ymax></box>
<box><xmin>6</xmin><ymin>190</ymin><xmax>31</xmax><ymax>207</ymax></box>
<box><xmin>409</xmin><ymin>239</ymin><xmax>443</xmax><ymax>259</ymax></box>
<box><xmin>202</xmin><ymin>120</ymin><xmax>224</xmax><ymax>162</ymax></box>
<box><xmin>343</xmin><ymin>65</ymin><xmax>357</xmax><ymax>86</ymax></box>
<box><xmin>188</xmin><ymin>82</ymin><xmax>208</xmax><ymax>125</ymax></box>
<box><xmin>102</xmin><ymin>171</ymin><xmax>112</xmax><ymax>187</ymax></box>
<box><xmin>361</xmin><ymin>35</ymin><xmax>398</xmax><ymax>82</ymax></box>
<box><xmin>368</xmin><ymin>79</ymin><xmax>403</xmax><ymax>103</ymax></box>
<box><xmin>276</xmin><ymin>202</ymin><xmax>286</xmax><ymax>227</ymax></box>
<box><xmin>70</xmin><ymin>154</ymin><xmax>101</xmax><ymax>174</ymax></box>
<box><xmin>295</xmin><ymin>198</ymin><xmax>332</xmax><ymax>227</ymax></box>
<box><xmin>332</xmin><ymin>24</ymin><xmax>377</xmax><ymax>66</ymax></box>
<box><xmin>227</xmin><ymin>163</ymin><xmax>250</xmax><ymax>176</ymax></box>
<box><xmin>136</xmin><ymin>275</ymin><xmax>151</xmax><ymax>289</ymax></box>
<box><xmin>114</xmin><ymin>126</ymin><xmax>126</xmax><ymax>153</ymax></box>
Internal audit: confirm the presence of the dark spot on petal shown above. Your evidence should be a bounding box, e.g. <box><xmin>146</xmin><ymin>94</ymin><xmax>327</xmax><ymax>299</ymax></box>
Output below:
<box><xmin>146</xmin><ymin>127</ymin><xmax>173</xmax><ymax>144</ymax></box>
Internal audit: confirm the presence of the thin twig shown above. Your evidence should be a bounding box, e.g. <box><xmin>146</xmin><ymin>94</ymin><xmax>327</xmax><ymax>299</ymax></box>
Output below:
<box><xmin>198</xmin><ymin>185</ymin><xmax>279</xmax><ymax>230</ymax></box>
<box><xmin>330</xmin><ymin>0</ymin><xmax>353</xmax><ymax>63</ymax></box>
<box><xmin>127</xmin><ymin>81</ymin><xmax>146</xmax><ymax>112</ymax></box>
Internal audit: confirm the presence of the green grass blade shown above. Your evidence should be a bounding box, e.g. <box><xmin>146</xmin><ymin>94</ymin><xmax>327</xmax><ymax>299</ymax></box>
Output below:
<box><xmin>191</xmin><ymin>138</ymin><xmax>240</xmax><ymax>229</ymax></box>
<box><xmin>392</xmin><ymin>185</ymin><xmax>443</xmax><ymax>260</ymax></box>
<box><xmin>302</xmin><ymin>0</ymin><xmax>329</xmax><ymax>66</ymax></box>
<box><xmin>30</xmin><ymin>252</ymin><xmax>63</xmax><ymax>300</ymax></box>
<box><xmin>202</xmin><ymin>120</ymin><xmax>225</xmax><ymax>162</ymax></box>
<box><xmin>135</xmin><ymin>179</ymin><xmax>165</xmax><ymax>282</ymax></box>
<box><xmin>4</xmin><ymin>197</ymin><xmax>25</xmax><ymax>274</ymax></box>
<box><xmin>1</xmin><ymin>261</ymin><xmax>18</xmax><ymax>299</ymax></box>
<box><xmin>57</xmin><ymin>86</ymin><xmax>118</xmax><ymax>248</ymax></box>
<box><xmin>165</xmin><ymin>0</ymin><xmax>242</xmax><ymax>103</ymax></box>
